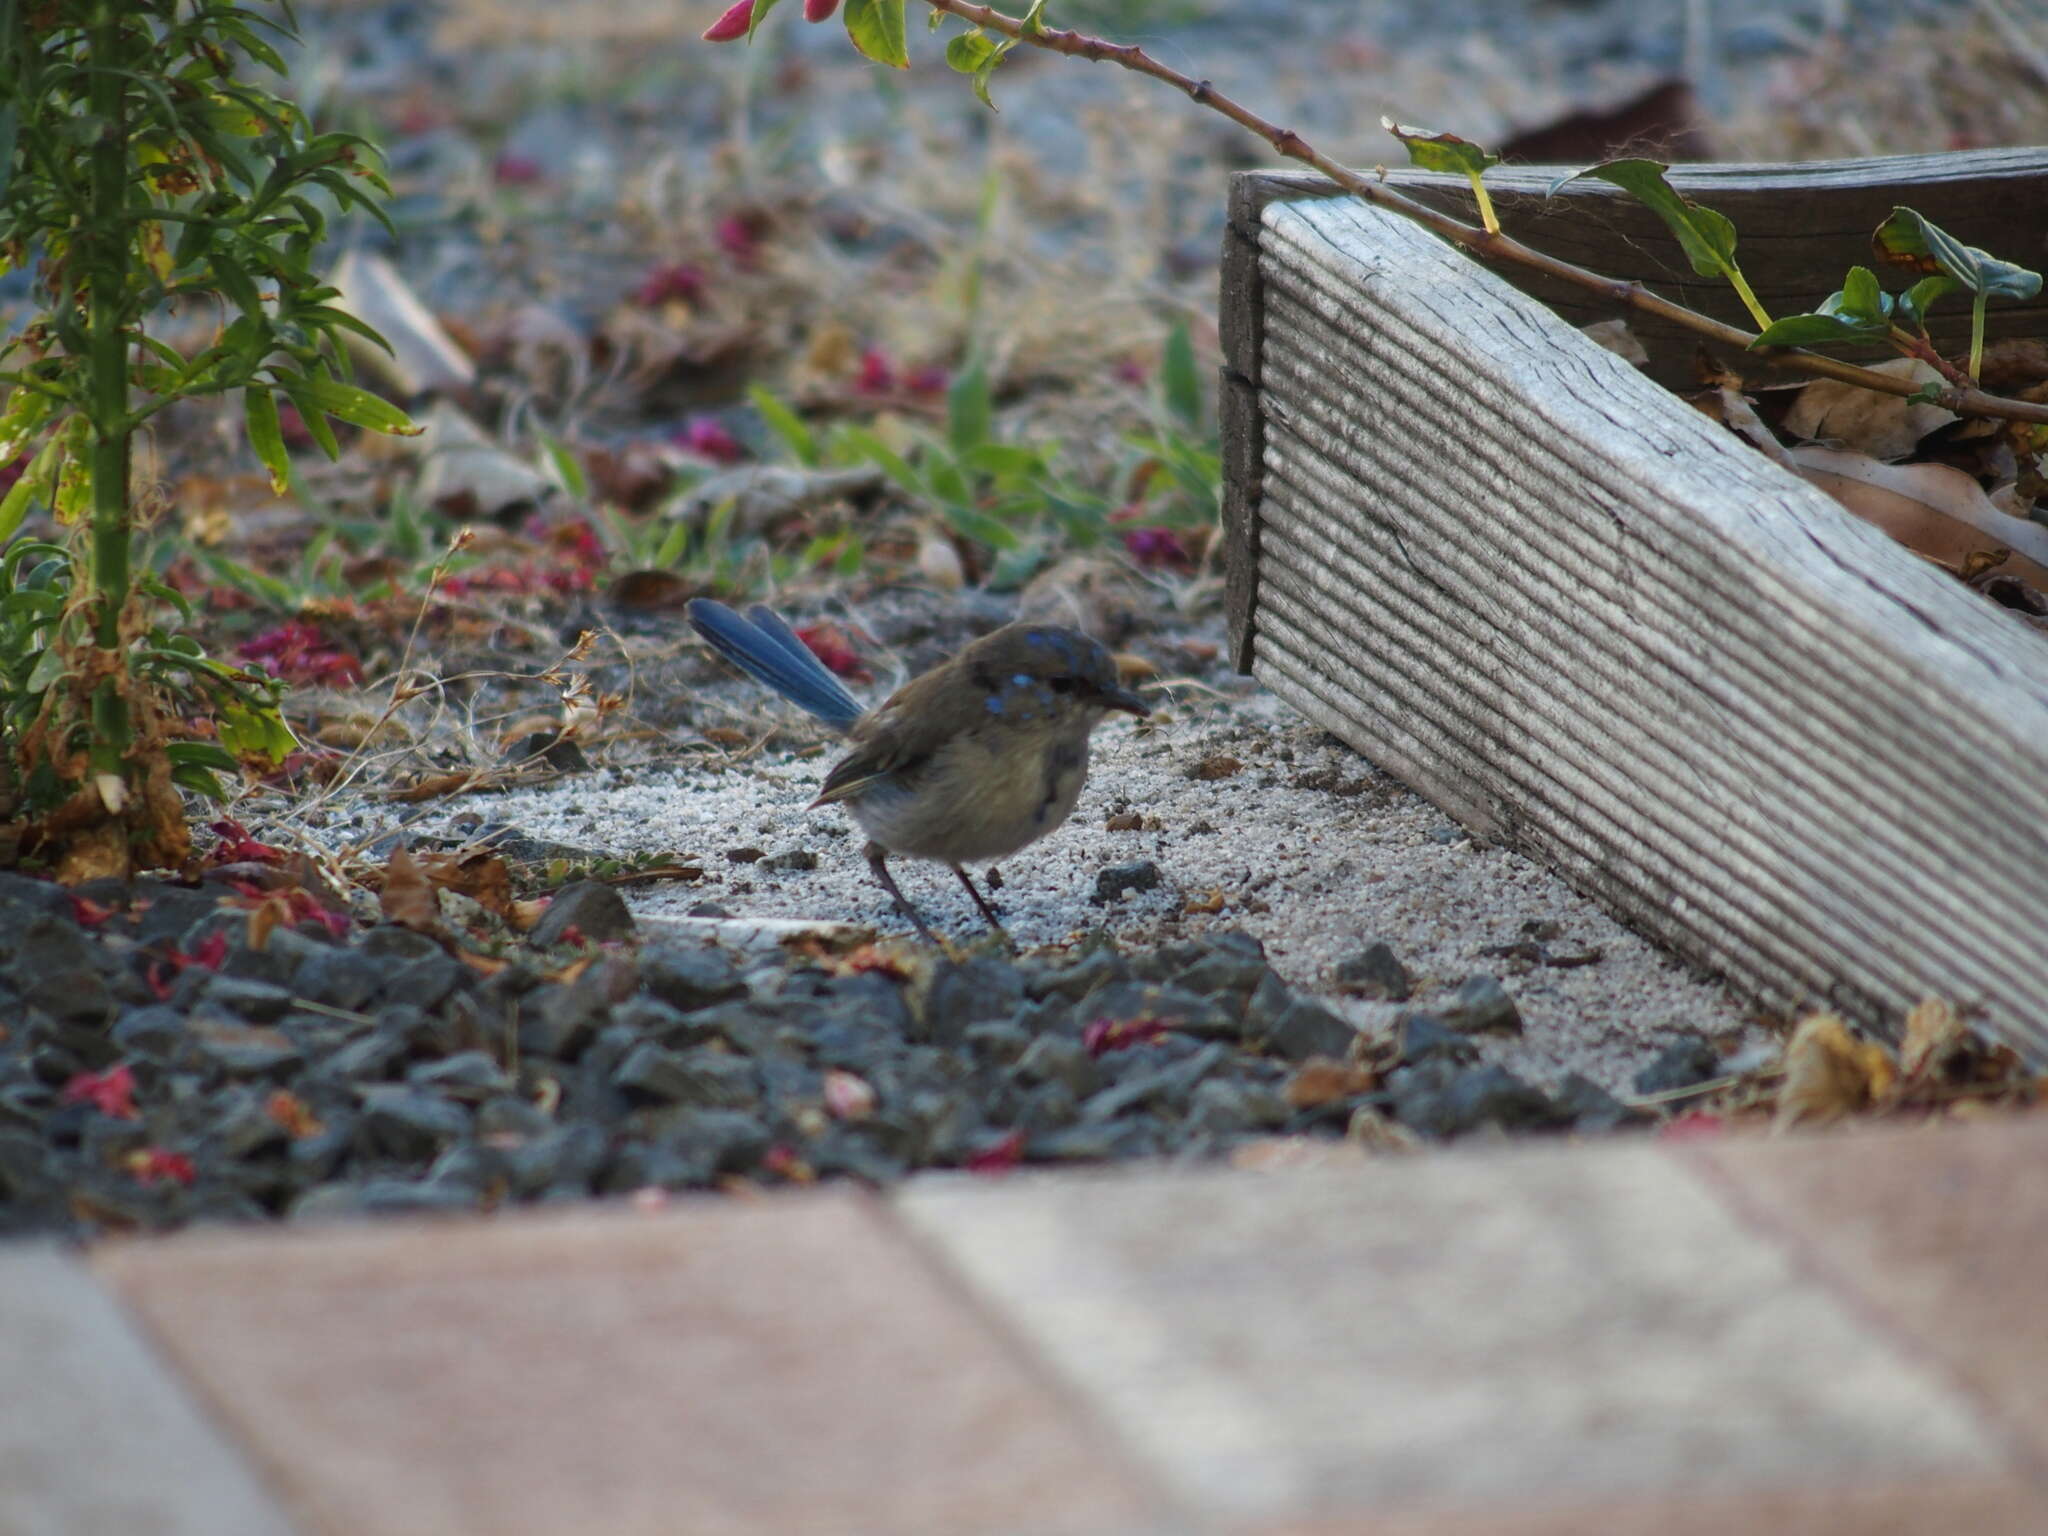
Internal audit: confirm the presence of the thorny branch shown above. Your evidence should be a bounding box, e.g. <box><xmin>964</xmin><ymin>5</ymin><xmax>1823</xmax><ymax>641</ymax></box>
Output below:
<box><xmin>923</xmin><ymin>0</ymin><xmax>2048</xmax><ymax>427</ymax></box>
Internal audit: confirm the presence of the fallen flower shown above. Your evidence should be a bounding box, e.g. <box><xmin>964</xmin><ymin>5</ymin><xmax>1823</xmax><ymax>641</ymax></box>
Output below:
<box><xmin>66</xmin><ymin>892</ymin><xmax>116</xmax><ymax>929</ymax></box>
<box><xmin>795</xmin><ymin>622</ymin><xmax>871</xmax><ymax>681</ymax></box>
<box><xmin>964</xmin><ymin>1129</ymin><xmax>1025</xmax><ymax>1174</ymax></box>
<box><xmin>62</xmin><ymin>1064</ymin><xmax>138</xmax><ymax>1120</ymax></box>
<box><xmin>673</xmin><ymin>416</ymin><xmax>745</xmax><ymax>464</ymax></box>
<box><xmin>1122</xmin><ymin>526</ymin><xmax>1193</xmax><ymax>570</ymax></box>
<box><xmin>210</xmin><ymin>817</ymin><xmax>287</xmax><ymax>865</ymax></box>
<box><xmin>127</xmin><ymin>1148</ymin><xmax>197</xmax><ymax>1188</ymax></box>
<box><xmin>822</xmin><ymin>1069</ymin><xmax>877</xmax><ymax>1121</ymax></box>
<box><xmin>854</xmin><ymin>347</ymin><xmax>896</xmax><ymax>395</ymax></box>
<box><xmin>633</xmin><ymin>262</ymin><xmax>708</xmax><ymax>308</ymax></box>
<box><xmin>702</xmin><ymin>0</ymin><xmax>754</xmax><ymax>40</ymax></box>
<box><xmin>1083</xmin><ymin>1014</ymin><xmax>1172</xmax><ymax>1057</ymax></box>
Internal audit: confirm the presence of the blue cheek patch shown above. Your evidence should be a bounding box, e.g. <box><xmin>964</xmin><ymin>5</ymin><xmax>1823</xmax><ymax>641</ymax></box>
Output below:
<box><xmin>985</xmin><ymin>693</ymin><xmax>1006</xmax><ymax>715</ymax></box>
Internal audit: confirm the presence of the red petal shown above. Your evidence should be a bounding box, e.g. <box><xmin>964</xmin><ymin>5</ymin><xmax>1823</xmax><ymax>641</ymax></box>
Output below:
<box><xmin>702</xmin><ymin>0</ymin><xmax>755</xmax><ymax>40</ymax></box>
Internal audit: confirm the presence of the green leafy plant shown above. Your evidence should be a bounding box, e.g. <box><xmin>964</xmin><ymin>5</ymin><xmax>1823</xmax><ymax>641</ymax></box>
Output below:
<box><xmin>0</xmin><ymin>0</ymin><xmax>414</xmax><ymax>876</ymax></box>
<box><xmin>706</xmin><ymin>0</ymin><xmax>2048</xmax><ymax>433</ymax></box>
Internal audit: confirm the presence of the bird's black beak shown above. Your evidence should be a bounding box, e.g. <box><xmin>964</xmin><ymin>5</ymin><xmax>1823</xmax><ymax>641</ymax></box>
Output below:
<box><xmin>1100</xmin><ymin>682</ymin><xmax>1150</xmax><ymax>717</ymax></box>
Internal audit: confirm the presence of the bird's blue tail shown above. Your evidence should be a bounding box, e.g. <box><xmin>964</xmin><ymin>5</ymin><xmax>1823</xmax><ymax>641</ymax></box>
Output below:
<box><xmin>687</xmin><ymin>599</ymin><xmax>866</xmax><ymax>730</ymax></box>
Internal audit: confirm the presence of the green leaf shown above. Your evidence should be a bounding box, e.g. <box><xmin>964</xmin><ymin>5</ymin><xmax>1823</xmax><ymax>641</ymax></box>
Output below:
<box><xmin>1161</xmin><ymin>320</ymin><xmax>1202</xmax><ymax>429</ymax></box>
<box><xmin>290</xmin><ymin>373</ymin><xmax>418</xmax><ymax>436</ymax></box>
<box><xmin>844</xmin><ymin>0</ymin><xmax>909</xmax><ymax>67</ymax></box>
<box><xmin>1555</xmin><ymin>159</ymin><xmax>1739</xmax><ymax>280</ymax></box>
<box><xmin>1896</xmin><ymin>274</ymin><xmax>1958</xmax><ymax>330</ymax></box>
<box><xmin>1873</xmin><ymin>207</ymin><xmax>2042</xmax><ymax>302</ymax></box>
<box><xmin>1382</xmin><ymin>119</ymin><xmax>1499</xmax><ymax>178</ymax></box>
<box><xmin>170</xmin><ymin>763</ymin><xmax>229</xmax><ymax>800</ymax></box>
<box><xmin>748</xmin><ymin>384</ymin><xmax>818</xmax><ymax>465</ymax></box>
<box><xmin>243</xmin><ymin>384</ymin><xmax>291</xmax><ymax>493</ymax></box>
<box><xmin>837</xmin><ymin>427</ymin><xmax>920</xmax><ymax>497</ymax></box>
<box><xmin>946</xmin><ymin>357</ymin><xmax>991</xmax><ymax>455</ymax></box>
<box><xmin>941</xmin><ymin>502</ymin><xmax>1022</xmax><ymax>550</ymax></box>
<box><xmin>537</xmin><ymin>432</ymin><xmax>589</xmax><ymax>498</ymax></box>
<box><xmin>26</xmin><ymin>642</ymin><xmax>64</xmax><ymax>695</ymax></box>
<box><xmin>165</xmin><ymin>741</ymin><xmax>242</xmax><ymax>771</ymax></box>
<box><xmin>1750</xmin><ymin>312</ymin><xmax>1888</xmax><ymax>348</ymax></box>
<box><xmin>1835</xmin><ymin>265</ymin><xmax>1888</xmax><ymax>325</ymax></box>
<box><xmin>747</xmin><ymin>0</ymin><xmax>785</xmax><ymax>40</ymax></box>
<box><xmin>946</xmin><ymin>29</ymin><xmax>998</xmax><ymax>72</ymax></box>
<box><xmin>0</xmin><ymin>387</ymin><xmax>53</xmax><ymax>464</ymax></box>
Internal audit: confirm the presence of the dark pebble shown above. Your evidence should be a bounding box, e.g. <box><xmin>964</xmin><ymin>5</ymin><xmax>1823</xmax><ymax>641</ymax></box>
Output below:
<box><xmin>1438</xmin><ymin>975</ymin><xmax>1522</xmax><ymax>1035</ymax></box>
<box><xmin>357</xmin><ymin>1086</ymin><xmax>473</xmax><ymax>1160</ymax></box>
<box><xmin>1633</xmin><ymin>1035</ymin><xmax>1722</xmax><ymax>1095</ymax></box>
<box><xmin>202</xmin><ymin>974</ymin><xmax>296</xmax><ymax>1024</ymax></box>
<box><xmin>1092</xmin><ymin>861</ymin><xmax>1161</xmax><ymax>905</ymax></box>
<box><xmin>1264</xmin><ymin>999</ymin><xmax>1356</xmax><ymax>1062</ymax></box>
<box><xmin>408</xmin><ymin>1051</ymin><xmax>513</xmax><ymax>1100</ymax></box>
<box><xmin>530</xmin><ymin>881</ymin><xmax>635</xmax><ymax>946</ymax></box>
<box><xmin>384</xmin><ymin>954</ymin><xmax>470</xmax><ymax>1012</ymax></box>
<box><xmin>293</xmin><ymin>948</ymin><xmax>385</xmax><ymax>1013</ymax></box>
<box><xmin>1397</xmin><ymin>1011</ymin><xmax>1478</xmax><ymax>1064</ymax></box>
<box><xmin>1553</xmin><ymin>1072</ymin><xmax>1646</xmax><ymax>1132</ymax></box>
<box><xmin>641</xmin><ymin>944</ymin><xmax>748</xmax><ymax>1012</ymax></box>
<box><xmin>1333</xmin><ymin>941</ymin><xmax>1413</xmax><ymax>1001</ymax></box>
<box><xmin>921</xmin><ymin>955</ymin><xmax>1027</xmax><ymax>1046</ymax></box>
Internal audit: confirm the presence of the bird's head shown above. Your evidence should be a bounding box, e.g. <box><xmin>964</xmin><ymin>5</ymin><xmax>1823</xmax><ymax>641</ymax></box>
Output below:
<box><xmin>966</xmin><ymin>624</ymin><xmax>1150</xmax><ymax>726</ymax></box>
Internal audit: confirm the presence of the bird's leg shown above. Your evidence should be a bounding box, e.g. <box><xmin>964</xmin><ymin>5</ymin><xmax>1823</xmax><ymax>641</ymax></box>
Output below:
<box><xmin>951</xmin><ymin>865</ymin><xmax>1012</xmax><ymax>947</ymax></box>
<box><xmin>865</xmin><ymin>842</ymin><xmax>943</xmax><ymax>944</ymax></box>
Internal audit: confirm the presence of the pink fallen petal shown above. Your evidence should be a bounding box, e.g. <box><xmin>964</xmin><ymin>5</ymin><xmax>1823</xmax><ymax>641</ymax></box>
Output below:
<box><xmin>702</xmin><ymin>0</ymin><xmax>754</xmax><ymax>40</ymax></box>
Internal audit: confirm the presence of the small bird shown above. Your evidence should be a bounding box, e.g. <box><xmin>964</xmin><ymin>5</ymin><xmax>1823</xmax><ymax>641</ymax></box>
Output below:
<box><xmin>687</xmin><ymin>599</ymin><xmax>1149</xmax><ymax>943</ymax></box>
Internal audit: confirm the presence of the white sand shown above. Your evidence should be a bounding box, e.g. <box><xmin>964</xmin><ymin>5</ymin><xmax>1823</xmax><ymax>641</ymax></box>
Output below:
<box><xmin>408</xmin><ymin>682</ymin><xmax>1759</xmax><ymax>1095</ymax></box>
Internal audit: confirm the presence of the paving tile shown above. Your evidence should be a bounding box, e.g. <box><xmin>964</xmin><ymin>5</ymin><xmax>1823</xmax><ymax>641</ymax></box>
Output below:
<box><xmin>1246</xmin><ymin>1473</ymin><xmax>2048</xmax><ymax>1535</ymax></box>
<box><xmin>895</xmin><ymin>1142</ymin><xmax>2003</xmax><ymax>1525</ymax></box>
<box><xmin>92</xmin><ymin>1191</ymin><xmax>1165</xmax><ymax>1536</ymax></box>
<box><xmin>1687</xmin><ymin>1116</ymin><xmax>2048</xmax><ymax>1470</ymax></box>
<box><xmin>0</xmin><ymin>1242</ymin><xmax>295</xmax><ymax>1536</ymax></box>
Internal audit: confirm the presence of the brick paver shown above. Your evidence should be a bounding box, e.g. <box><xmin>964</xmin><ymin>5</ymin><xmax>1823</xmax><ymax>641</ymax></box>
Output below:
<box><xmin>27</xmin><ymin>1120</ymin><xmax>2048</xmax><ymax>1535</ymax></box>
<box><xmin>896</xmin><ymin>1142</ymin><xmax>2006</xmax><ymax>1526</ymax></box>
<box><xmin>1689</xmin><ymin>1117</ymin><xmax>2048</xmax><ymax>1475</ymax></box>
<box><xmin>91</xmin><ymin>1190</ymin><xmax>1167</xmax><ymax>1536</ymax></box>
<box><xmin>0</xmin><ymin>1243</ymin><xmax>294</xmax><ymax>1536</ymax></box>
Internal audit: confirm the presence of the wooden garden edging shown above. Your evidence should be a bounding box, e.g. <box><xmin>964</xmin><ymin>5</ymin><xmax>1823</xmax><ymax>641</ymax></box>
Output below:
<box><xmin>1221</xmin><ymin>150</ymin><xmax>2048</xmax><ymax>1058</ymax></box>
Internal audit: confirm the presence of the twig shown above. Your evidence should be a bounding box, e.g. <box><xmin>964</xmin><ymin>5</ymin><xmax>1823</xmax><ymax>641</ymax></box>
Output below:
<box><xmin>923</xmin><ymin>0</ymin><xmax>2048</xmax><ymax>427</ymax></box>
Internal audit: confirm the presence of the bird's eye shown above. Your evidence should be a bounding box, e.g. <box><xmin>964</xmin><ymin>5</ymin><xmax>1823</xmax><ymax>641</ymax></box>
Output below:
<box><xmin>1048</xmin><ymin>676</ymin><xmax>1075</xmax><ymax>693</ymax></box>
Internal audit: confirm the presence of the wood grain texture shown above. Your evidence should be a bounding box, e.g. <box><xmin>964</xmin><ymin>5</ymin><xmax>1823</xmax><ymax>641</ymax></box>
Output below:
<box><xmin>1239</xmin><ymin>148</ymin><xmax>2048</xmax><ymax>387</ymax></box>
<box><xmin>1239</xmin><ymin>190</ymin><xmax>2048</xmax><ymax>1057</ymax></box>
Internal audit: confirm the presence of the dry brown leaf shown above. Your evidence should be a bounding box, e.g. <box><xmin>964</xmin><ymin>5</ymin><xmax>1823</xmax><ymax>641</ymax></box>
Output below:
<box><xmin>1775</xmin><ymin>1012</ymin><xmax>1897</xmax><ymax>1129</ymax></box>
<box><xmin>379</xmin><ymin>846</ymin><xmax>442</xmax><ymax>933</ymax></box>
<box><xmin>1345</xmin><ymin>1104</ymin><xmax>1423</xmax><ymax>1154</ymax></box>
<box><xmin>1783</xmin><ymin>359</ymin><xmax>1958</xmax><ymax>460</ymax></box>
<box><xmin>385</xmin><ymin>770</ymin><xmax>490</xmax><ymax>804</ymax></box>
<box><xmin>1283</xmin><ymin>1056</ymin><xmax>1379</xmax><ymax>1109</ymax></box>
<box><xmin>417</xmin><ymin>850</ymin><xmax>515</xmax><ymax>919</ymax></box>
<box><xmin>1789</xmin><ymin>445</ymin><xmax>2048</xmax><ymax>589</ymax></box>
<box><xmin>1899</xmin><ymin>996</ymin><xmax>1967</xmax><ymax>1081</ymax></box>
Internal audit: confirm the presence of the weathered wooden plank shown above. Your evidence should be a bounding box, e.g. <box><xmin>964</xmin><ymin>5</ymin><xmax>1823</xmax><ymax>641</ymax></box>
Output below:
<box><xmin>1238</xmin><ymin>148</ymin><xmax>2048</xmax><ymax>387</ymax></box>
<box><xmin>1221</xmin><ymin>172</ymin><xmax>1271</xmax><ymax>673</ymax></box>
<box><xmin>1234</xmin><ymin>188</ymin><xmax>2048</xmax><ymax>1055</ymax></box>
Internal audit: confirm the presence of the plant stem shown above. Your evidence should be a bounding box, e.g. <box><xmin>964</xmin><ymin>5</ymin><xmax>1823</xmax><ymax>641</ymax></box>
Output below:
<box><xmin>1970</xmin><ymin>287</ymin><xmax>1987</xmax><ymax>382</ymax></box>
<box><xmin>1723</xmin><ymin>266</ymin><xmax>1773</xmax><ymax>333</ymax></box>
<box><xmin>922</xmin><ymin>0</ymin><xmax>2048</xmax><ymax>427</ymax></box>
<box><xmin>84</xmin><ymin>5</ymin><xmax>132</xmax><ymax>654</ymax></box>
<box><xmin>1465</xmin><ymin>171</ymin><xmax>1499</xmax><ymax>237</ymax></box>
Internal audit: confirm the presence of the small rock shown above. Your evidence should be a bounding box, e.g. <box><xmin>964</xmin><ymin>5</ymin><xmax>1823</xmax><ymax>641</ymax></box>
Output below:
<box><xmin>614</xmin><ymin>1042</ymin><xmax>758</xmax><ymax>1108</ymax></box>
<box><xmin>408</xmin><ymin>1051</ymin><xmax>513</xmax><ymax>1100</ymax></box>
<box><xmin>641</xmin><ymin>945</ymin><xmax>747</xmax><ymax>1012</ymax></box>
<box><xmin>293</xmin><ymin>948</ymin><xmax>384</xmax><ymax>1013</ymax></box>
<box><xmin>1265</xmin><ymin>1000</ymin><xmax>1356</xmax><ymax>1062</ymax></box>
<box><xmin>384</xmin><ymin>954</ymin><xmax>470</xmax><ymax>1013</ymax></box>
<box><xmin>1092</xmin><ymin>860</ymin><xmax>1161</xmax><ymax>905</ymax></box>
<box><xmin>763</xmin><ymin>849</ymin><xmax>818</xmax><ymax>872</ymax></box>
<box><xmin>1553</xmin><ymin>1072</ymin><xmax>1644</xmax><ymax>1132</ymax></box>
<box><xmin>922</xmin><ymin>955</ymin><xmax>1027</xmax><ymax>1046</ymax></box>
<box><xmin>1080</xmin><ymin>1042</ymin><xmax>1227</xmax><ymax>1121</ymax></box>
<box><xmin>1026</xmin><ymin>948</ymin><xmax>1131</xmax><ymax>1002</ymax></box>
<box><xmin>110</xmin><ymin>1006</ymin><xmax>186</xmax><ymax>1058</ymax></box>
<box><xmin>530</xmin><ymin>881</ymin><xmax>634</xmax><ymax>946</ymax></box>
<box><xmin>1185</xmin><ymin>1077</ymin><xmax>1290</xmax><ymax>1136</ymax></box>
<box><xmin>1187</xmin><ymin>754</ymin><xmax>1243</xmax><ymax>780</ymax></box>
<box><xmin>188</xmin><ymin>1018</ymin><xmax>302</xmax><ymax>1079</ymax></box>
<box><xmin>1014</xmin><ymin>1034</ymin><xmax>1099</xmax><ymax>1098</ymax></box>
<box><xmin>1397</xmin><ymin>1011</ymin><xmax>1478</xmax><ymax>1064</ymax></box>
<box><xmin>360</xmin><ymin>926</ymin><xmax>446</xmax><ymax>964</ymax></box>
<box><xmin>1438</xmin><ymin>975</ymin><xmax>1522</xmax><ymax>1035</ymax></box>
<box><xmin>1633</xmin><ymin>1035</ymin><xmax>1722</xmax><ymax>1095</ymax></box>
<box><xmin>357</xmin><ymin>1086</ymin><xmax>473</xmax><ymax>1161</ymax></box>
<box><xmin>202</xmin><ymin>974</ymin><xmax>296</xmax><ymax>1024</ymax></box>
<box><xmin>723</xmin><ymin>847</ymin><xmax>766</xmax><ymax>863</ymax></box>
<box><xmin>1333</xmin><ymin>942</ymin><xmax>1412</xmax><ymax>1001</ymax></box>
